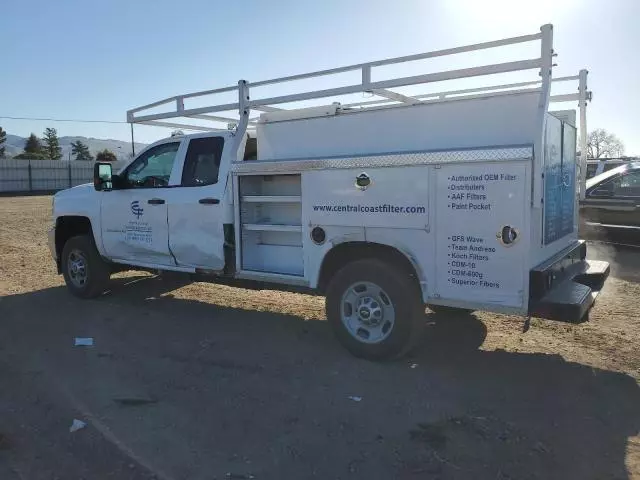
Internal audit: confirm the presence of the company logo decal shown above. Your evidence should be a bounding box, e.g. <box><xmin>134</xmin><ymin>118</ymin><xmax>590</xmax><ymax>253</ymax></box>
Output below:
<box><xmin>131</xmin><ymin>200</ymin><xmax>144</xmax><ymax>219</ymax></box>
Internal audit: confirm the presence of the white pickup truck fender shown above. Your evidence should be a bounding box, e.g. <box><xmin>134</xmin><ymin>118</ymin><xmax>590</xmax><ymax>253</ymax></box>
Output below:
<box><xmin>51</xmin><ymin>183</ymin><xmax>104</xmax><ymax>255</ymax></box>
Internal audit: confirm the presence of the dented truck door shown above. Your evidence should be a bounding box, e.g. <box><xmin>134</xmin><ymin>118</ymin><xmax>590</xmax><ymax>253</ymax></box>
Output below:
<box><xmin>165</xmin><ymin>135</ymin><xmax>228</xmax><ymax>271</ymax></box>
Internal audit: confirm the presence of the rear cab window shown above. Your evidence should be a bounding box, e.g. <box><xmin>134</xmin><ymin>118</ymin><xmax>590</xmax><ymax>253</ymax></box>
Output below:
<box><xmin>181</xmin><ymin>137</ymin><xmax>225</xmax><ymax>186</ymax></box>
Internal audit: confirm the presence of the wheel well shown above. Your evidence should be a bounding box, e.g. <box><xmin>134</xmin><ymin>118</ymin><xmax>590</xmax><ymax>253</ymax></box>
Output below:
<box><xmin>318</xmin><ymin>242</ymin><xmax>420</xmax><ymax>293</ymax></box>
<box><xmin>55</xmin><ymin>216</ymin><xmax>93</xmax><ymax>260</ymax></box>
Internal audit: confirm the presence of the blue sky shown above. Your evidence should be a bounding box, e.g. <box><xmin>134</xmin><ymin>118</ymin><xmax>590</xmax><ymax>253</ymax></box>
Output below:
<box><xmin>1</xmin><ymin>0</ymin><xmax>639</xmax><ymax>154</ymax></box>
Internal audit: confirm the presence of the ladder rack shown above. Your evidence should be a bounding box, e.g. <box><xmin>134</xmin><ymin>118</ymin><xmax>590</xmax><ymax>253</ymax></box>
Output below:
<box><xmin>126</xmin><ymin>24</ymin><xmax>591</xmax><ymax>199</ymax></box>
<box><xmin>127</xmin><ymin>25</ymin><xmax>556</xmax><ymax>132</ymax></box>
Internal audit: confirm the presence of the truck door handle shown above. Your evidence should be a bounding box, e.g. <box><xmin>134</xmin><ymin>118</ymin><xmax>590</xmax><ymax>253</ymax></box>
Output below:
<box><xmin>148</xmin><ymin>198</ymin><xmax>165</xmax><ymax>205</ymax></box>
<box><xmin>199</xmin><ymin>198</ymin><xmax>220</xmax><ymax>205</ymax></box>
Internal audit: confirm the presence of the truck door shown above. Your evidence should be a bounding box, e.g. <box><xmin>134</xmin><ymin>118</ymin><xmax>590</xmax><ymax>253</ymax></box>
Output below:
<box><xmin>100</xmin><ymin>140</ymin><xmax>183</xmax><ymax>266</ymax></box>
<box><xmin>165</xmin><ymin>135</ymin><xmax>228</xmax><ymax>270</ymax></box>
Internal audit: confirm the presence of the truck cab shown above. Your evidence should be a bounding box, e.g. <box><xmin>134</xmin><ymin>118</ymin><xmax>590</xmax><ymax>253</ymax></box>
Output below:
<box><xmin>51</xmin><ymin>131</ymin><xmax>242</xmax><ymax>275</ymax></box>
<box><xmin>96</xmin><ymin>132</ymin><xmax>236</xmax><ymax>271</ymax></box>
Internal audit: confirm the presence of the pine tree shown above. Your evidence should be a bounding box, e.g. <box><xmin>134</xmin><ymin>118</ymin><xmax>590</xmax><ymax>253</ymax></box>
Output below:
<box><xmin>25</xmin><ymin>133</ymin><xmax>42</xmax><ymax>154</ymax></box>
<box><xmin>96</xmin><ymin>149</ymin><xmax>117</xmax><ymax>162</ymax></box>
<box><xmin>71</xmin><ymin>140</ymin><xmax>94</xmax><ymax>161</ymax></box>
<box><xmin>15</xmin><ymin>133</ymin><xmax>48</xmax><ymax>159</ymax></box>
<box><xmin>42</xmin><ymin>127</ymin><xmax>62</xmax><ymax>160</ymax></box>
<box><xmin>0</xmin><ymin>126</ymin><xmax>6</xmax><ymax>158</ymax></box>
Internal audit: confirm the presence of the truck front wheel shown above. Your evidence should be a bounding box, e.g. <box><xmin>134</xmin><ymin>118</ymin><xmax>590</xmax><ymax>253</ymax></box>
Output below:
<box><xmin>325</xmin><ymin>259</ymin><xmax>424</xmax><ymax>360</ymax></box>
<box><xmin>61</xmin><ymin>235</ymin><xmax>110</xmax><ymax>299</ymax></box>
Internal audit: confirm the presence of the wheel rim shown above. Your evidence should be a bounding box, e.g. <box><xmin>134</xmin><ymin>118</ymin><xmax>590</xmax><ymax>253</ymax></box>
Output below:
<box><xmin>67</xmin><ymin>249</ymin><xmax>89</xmax><ymax>288</ymax></box>
<box><xmin>340</xmin><ymin>281</ymin><xmax>395</xmax><ymax>344</ymax></box>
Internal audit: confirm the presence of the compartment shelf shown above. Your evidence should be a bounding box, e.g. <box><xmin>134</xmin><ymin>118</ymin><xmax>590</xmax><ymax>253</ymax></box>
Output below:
<box><xmin>242</xmin><ymin>223</ymin><xmax>302</xmax><ymax>232</ymax></box>
<box><xmin>238</xmin><ymin>173</ymin><xmax>305</xmax><ymax>276</ymax></box>
<box><xmin>241</xmin><ymin>195</ymin><xmax>301</xmax><ymax>203</ymax></box>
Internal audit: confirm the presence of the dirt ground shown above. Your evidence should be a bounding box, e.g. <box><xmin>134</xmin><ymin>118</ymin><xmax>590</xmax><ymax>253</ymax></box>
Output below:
<box><xmin>0</xmin><ymin>195</ymin><xmax>639</xmax><ymax>480</ymax></box>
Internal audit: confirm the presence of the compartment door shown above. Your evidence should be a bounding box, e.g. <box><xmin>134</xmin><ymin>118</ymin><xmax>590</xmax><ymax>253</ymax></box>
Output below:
<box><xmin>434</xmin><ymin>163</ymin><xmax>528</xmax><ymax>308</ymax></box>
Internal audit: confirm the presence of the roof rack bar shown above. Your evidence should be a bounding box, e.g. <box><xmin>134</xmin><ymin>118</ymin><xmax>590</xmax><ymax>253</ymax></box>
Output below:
<box><xmin>133</xmin><ymin>102</ymin><xmax>241</xmax><ymax>123</ymax></box>
<box><xmin>252</xmin><ymin>106</ymin><xmax>284</xmax><ymax>112</ymax></box>
<box><xmin>139</xmin><ymin>120</ymin><xmax>225</xmax><ymax>132</ymax></box>
<box><xmin>551</xmin><ymin>75</ymin><xmax>580</xmax><ymax>82</ymax></box>
<box><xmin>180</xmin><ymin>84</ymin><xmax>240</xmax><ymax>100</ymax></box>
<box><xmin>128</xmin><ymin>86</ymin><xmax>241</xmax><ymax>117</ymax></box>
<box><xmin>350</xmin><ymin>89</ymin><xmax>544</xmax><ymax>114</ymax></box>
<box><xmin>371</xmin><ymin>89</ymin><xmax>421</xmax><ymax>105</ymax></box>
<box><xmin>343</xmin><ymin>80</ymin><xmax>543</xmax><ymax>108</ymax></box>
<box><xmin>343</xmin><ymin>74</ymin><xmax>583</xmax><ymax>109</ymax></box>
<box><xmin>248</xmin><ymin>32</ymin><xmax>542</xmax><ymax>88</ymax></box>
<box><xmin>431</xmin><ymin>80</ymin><xmax>541</xmax><ymax>99</ymax></box>
<box><xmin>349</xmin><ymin>88</ymin><xmax>543</xmax><ymax>109</ymax></box>
<box><xmin>550</xmin><ymin>93</ymin><xmax>580</xmax><ymax>103</ymax></box>
<box><xmin>247</xmin><ymin>58</ymin><xmax>541</xmax><ymax>109</ymax></box>
<box><xmin>188</xmin><ymin>114</ymin><xmax>241</xmax><ymax>123</ymax></box>
<box><xmin>425</xmin><ymin>75</ymin><xmax>581</xmax><ymax>99</ymax></box>
<box><xmin>128</xmin><ymin>97</ymin><xmax>178</xmax><ymax>116</ymax></box>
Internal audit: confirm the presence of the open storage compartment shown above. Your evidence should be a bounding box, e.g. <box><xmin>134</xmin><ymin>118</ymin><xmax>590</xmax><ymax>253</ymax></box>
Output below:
<box><xmin>238</xmin><ymin>174</ymin><xmax>304</xmax><ymax>276</ymax></box>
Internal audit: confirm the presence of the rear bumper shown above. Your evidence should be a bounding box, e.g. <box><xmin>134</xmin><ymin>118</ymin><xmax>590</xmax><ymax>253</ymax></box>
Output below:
<box><xmin>528</xmin><ymin>241</ymin><xmax>610</xmax><ymax>323</ymax></box>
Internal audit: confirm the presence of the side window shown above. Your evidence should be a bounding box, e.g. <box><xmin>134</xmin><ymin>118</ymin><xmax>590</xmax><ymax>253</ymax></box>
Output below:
<box><xmin>181</xmin><ymin>137</ymin><xmax>225</xmax><ymax>186</ymax></box>
<box><xmin>125</xmin><ymin>142</ymin><xmax>181</xmax><ymax>188</ymax></box>
<box><xmin>612</xmin><ymin>171</ymin><xmax>640</xmax><ymax>197</ymax></box>
<box><xmin>586</xmin><ymin>164</ymin><xmax>597</xmax><ymax>178</ymax></box>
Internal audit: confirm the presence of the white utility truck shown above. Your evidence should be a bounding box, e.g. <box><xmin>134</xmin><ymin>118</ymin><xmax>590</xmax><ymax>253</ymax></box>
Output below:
<box><xmin>50</xmin><ymin>24</ymin><xmax>609</xmax><ymax>359</ymax></box>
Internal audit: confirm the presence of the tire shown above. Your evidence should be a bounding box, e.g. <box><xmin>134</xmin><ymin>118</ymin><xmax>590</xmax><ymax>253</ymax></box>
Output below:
<box><xmin>61</xmin><ymin>235</ymin><xmax>110</xmax><ymax>299</ymax></box>
<box><xmin>426</xmin><ymin>305</ymin><xmax>474</xmax><ymax>316</ymax></box>
<box><xmin>325</xmin><ymin>258</ymin><xmax>424</xmax><ymax>360</ymax></box>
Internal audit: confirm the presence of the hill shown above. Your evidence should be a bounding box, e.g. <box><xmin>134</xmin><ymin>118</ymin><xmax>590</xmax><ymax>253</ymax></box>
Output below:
<box><xmin>3</xmin><ymin>134</ymin><xmax>147</xmax><ymax>161</ymax></box>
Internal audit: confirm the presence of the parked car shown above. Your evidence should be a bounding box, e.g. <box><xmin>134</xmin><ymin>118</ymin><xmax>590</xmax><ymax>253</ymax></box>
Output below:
<box><xmin>585</xmin><ymin>158</ymin><xmax>630</xmax><ymax>179</ymax></box>
<box><xmin>580</xmin><ymin>163</ymin><xmax>640</xmax><ymax>233</ymax></box>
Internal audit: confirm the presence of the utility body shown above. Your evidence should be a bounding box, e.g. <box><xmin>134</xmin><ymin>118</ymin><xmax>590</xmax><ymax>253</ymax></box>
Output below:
<box><xmin>50</xmin><ymin>24</ymin><xmax>609</xmax><ymax>359</ymax></box>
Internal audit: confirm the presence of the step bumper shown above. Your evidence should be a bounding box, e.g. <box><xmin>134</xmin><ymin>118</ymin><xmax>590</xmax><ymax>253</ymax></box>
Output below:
<box><xmin>528</xmin><ymin>241</ymin><xmax>610</xmax><ymax>323</ymax></box>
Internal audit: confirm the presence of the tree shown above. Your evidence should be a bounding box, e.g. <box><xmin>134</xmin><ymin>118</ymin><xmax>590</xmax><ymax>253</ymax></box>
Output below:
<box><xmin>96</xmin><ymin>149</ymin><xmax>117</xmax><ymax>162</ymax></box>
<box><xmin>587</xmin><ymin>129</ymin><xmax>624</xmax><ymax>159</ymax></box>
<box><xmin>24</xmin><ymin>133</ymin><xmax>42</xmax><ymax>154</ymax></box>
<box><xmin>42</xmin><ymin>127</ymin><xmax>62</xmax><ymax>160</ymax></box>
<box><xmin>71</xmin><ymin>140</ymin><xmax>94</xmax><ymax>161</ymax></box>
<box><xmin>0</xmin><ymin>126</ymin><xmax>6</xmax><ymax>158</ymax></box>
<box><xmin>15</xmin><ymin>133</ymin><xmax>47</xmax><ymax>159</ymax></box>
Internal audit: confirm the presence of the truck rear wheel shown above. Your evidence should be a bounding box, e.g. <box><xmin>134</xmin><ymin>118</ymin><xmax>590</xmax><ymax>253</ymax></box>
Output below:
<box><xmin>61</xmin><ymin>235</ymin><xmax>110</xmax><ymax>299</ymax></box>
<box><xmin>325</xmin><ymin>259</ymin><xmax>424</xmax><ymax>360</ymax></box>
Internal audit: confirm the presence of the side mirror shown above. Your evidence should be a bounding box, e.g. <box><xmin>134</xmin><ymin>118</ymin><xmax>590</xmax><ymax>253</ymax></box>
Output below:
<box><xmin>94</xmin><ymin>162</ymin><xmax>113</xmax><ymax>191</ymax></box>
